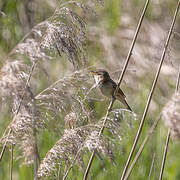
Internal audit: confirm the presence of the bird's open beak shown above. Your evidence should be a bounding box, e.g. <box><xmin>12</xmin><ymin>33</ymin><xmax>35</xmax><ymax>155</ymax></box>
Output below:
<box><xmin>90</xmin><ymin>70</ymin><xmax>97</xmax><ymax>74</ymax></box>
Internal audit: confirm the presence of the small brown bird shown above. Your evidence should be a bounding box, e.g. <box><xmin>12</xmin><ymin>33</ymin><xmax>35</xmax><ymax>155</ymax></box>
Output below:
<box><xmin>91</xmin><ymin>69</ymin><xmax>132</xmax><ymax>111</ymax></box>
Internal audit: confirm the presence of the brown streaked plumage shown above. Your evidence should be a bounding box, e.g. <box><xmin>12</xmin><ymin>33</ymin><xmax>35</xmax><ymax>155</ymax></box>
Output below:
<box><xmin>91</xmin><ymin>69</ymin><xmax>132</xmax><ymax>111</ymax></box>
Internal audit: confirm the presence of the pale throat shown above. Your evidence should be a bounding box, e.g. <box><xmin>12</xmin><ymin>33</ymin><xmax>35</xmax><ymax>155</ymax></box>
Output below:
<box><xmin>94</xmin><ymin>75</ymin><xmax>103</xmax><ymax>85</ymax></box>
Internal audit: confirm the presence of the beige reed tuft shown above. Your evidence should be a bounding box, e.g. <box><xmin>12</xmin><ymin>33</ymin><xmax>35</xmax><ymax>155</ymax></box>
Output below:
<box><xmin>162</xmin><ymin>93</ymin><xmax>180</xmax><ymax>139</ymax></box>
<box><xmin>37</xmin><ymin>126</ymin><xmax>114</xmax><ymax>178</ymax></box>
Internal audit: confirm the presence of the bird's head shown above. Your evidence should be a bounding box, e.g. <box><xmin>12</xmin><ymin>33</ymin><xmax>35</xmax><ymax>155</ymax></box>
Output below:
<box><xmin>91</xmin><ymin>69</ymin><xmax>110</xmax><ymax>84</ymax></box>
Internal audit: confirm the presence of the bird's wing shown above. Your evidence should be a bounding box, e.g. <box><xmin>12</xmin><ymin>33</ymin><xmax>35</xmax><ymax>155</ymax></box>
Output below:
<box><xmin>110</xmin><ymin>79</ymin><xmax>126</xmax><ymax>98</ymax></box>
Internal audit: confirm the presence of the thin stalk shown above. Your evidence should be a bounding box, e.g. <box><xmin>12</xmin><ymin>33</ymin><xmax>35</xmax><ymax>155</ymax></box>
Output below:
<box><xmin>124</xmin><ymin>115</ymin><xmax>161</xmax><ymax>180</ymax></box>
<box><xmin>58</xmin><ymin>164</ymin><xmax>62</xmax><ymax>180</ymax></box>
<box><xmin>0</xmin><ymin>130</ymin><xmax>11</xmax><ymax>162</ymax></box>
<box><xmin>121</xmin><ymin>1</ymin><xmax>180</xmax><ymax>179</ymax></box>
<box><xmin>32</xmin><ymin>95</ymin><xmax>40</xmax><ymax>180</ymax></box>
<box><xmin>148</xmin><ymin>153</ymin><xmax>156</xmax><ymax>180</ymax></box>
<box><xmin>33</xmin><ymin>130</ymin><xmax>39</xmax><ymax>180</ymax></box>
<box><xmin>83</xmin><ymin>0</ymin><xmax>150</xmax><ymax>179</ymax></box>
<box><xmin>176</xmin><ymin>66</ymin><xmax>180</xmax><ymax>92</ymax></box>
<box><xmin>159</xmin><ymin>129</ymin><xmax>171</xmax><ymax>180</ymax></box>
<box><xmin>10</xmin><ymin>144</ymin><xmax>14</xmax><ymax>180</ymax></box>
<box><xmin>63</xmin><ymin>148</ymin><xmax>82</xmax><ymax>180</ymax></box>
<box><xmin>83</xmin><ymin>150</ymin><xmax>95</xmax><ymax>180</ymax></box>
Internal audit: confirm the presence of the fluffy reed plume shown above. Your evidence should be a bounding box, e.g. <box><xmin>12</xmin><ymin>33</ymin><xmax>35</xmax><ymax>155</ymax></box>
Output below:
<box><xmin>35</xmin><ymin>69</ymin><xmax>93</xmax><ymax>123</ymax></box>
<box><xmin>64</xmin><ymin>112</ymin><xmax>78</xmax><ymax>129</ymax></box>
<box><xmin>162</xmin><ymin>93</ymin><xmax>180</xmax><ymax>139</ymax></box>
<box><xmin>84</xmin><ymin>130</ymin><xmax>114</xmax><ymax>161</ymax></box>
<box><xmin>0</xmin><ymin>61</ymin><xmax>28</xmax><ymax>100</ymax></box>
<box><xmin>101</xmin><ymin>109</ymin><xmax>136</xmax><ymax>141</ymax></box>
<box><xmin>0</xmin><ymin>59</ymin><xmax>40</xmax><ymax>163</ymax></box>
<box><xmin>12</xmin><ymin>0</ymin><xmax>101</xmax><ymax>68</ymax></box>
<box><xmin>0</xmin><ymin>101</ymin><xmax>42</xmax><ymax>164</ymax></box>
<box><xmin>37</xmin><ymin>125</ymin><xmax>114</xmax><ymax>178</ymax></box>
<box><xmin>37</xmin><ymin>128</ymin><xmax>87</xmax><ymax>178</ymax></box>
<box><xmin>19</xmin><ymin>136</ymin><xmax>38</xmax><ymax>165</ymax></box>
<box><xmin>16</xmin><ymin>38</ymin><xmax>51</xmax><ymax>62</ymax></box>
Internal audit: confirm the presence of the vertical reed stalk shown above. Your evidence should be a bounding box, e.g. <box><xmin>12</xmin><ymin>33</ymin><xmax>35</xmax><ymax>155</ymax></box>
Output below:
<box><xmin>159</xmin><ymin>129</ymin><xmax>171</xmax><ymax>180</ymax></box>
<box><xmin>10</xmin><ymin>144</ymin><xmax>14</xmax><ymax>180</ymax></box>
<box><xmin>63</xmin><ymin>148</ymin><xmax>82</xmax><ymax>180</ymax></box>
<box><xmin>148</xmin><ymin>153</ymin><xmax>156</xmax><ymax>180</ymax></box>
<box><xmin>33</xmin><ymin>131</ymin><xmax>39</xmax><ymax>180</ymax></box>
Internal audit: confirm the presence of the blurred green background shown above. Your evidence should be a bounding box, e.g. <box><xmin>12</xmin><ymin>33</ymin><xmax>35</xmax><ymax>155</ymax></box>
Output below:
<box><xmin>1</xmin><ymin>0</ymin><xmax>180</xmax><ymax>179</ymax></box>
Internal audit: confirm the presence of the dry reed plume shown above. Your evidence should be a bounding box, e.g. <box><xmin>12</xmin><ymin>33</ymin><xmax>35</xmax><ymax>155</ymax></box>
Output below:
<box><xmin>37</xmin><ymin>127</ymin><xmax>114</xmax><ymax>178</ymax></box>
<box><xmin>162</xmin><ymin>93</ymin><xmax>180</xmax><ymax>139</ymax></box>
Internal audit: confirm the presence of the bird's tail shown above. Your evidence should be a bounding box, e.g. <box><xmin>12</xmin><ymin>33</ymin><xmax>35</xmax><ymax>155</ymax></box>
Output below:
<box><xmin>116</xmin><ymin>95</ymin><xmax>132</xmax><ymax>112</ymax></box>
<box><xmin>123</xmin><ymin>99</ymin><xmax>133</xmax><ymax>112</ymax></box>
